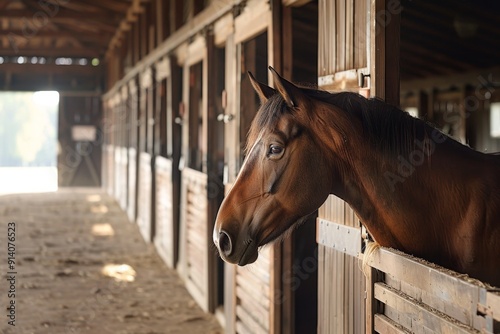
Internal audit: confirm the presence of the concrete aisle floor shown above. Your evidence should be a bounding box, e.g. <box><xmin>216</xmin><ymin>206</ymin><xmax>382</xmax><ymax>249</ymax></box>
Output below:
<box><xmin>0</xmin><ymin>188</ymin><xmax>222</xmax><ymax>334</ymax></box>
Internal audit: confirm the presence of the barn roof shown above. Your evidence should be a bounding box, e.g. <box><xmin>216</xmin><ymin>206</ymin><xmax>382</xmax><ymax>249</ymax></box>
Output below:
<box><xmin>400</xmin><ymin>0</ymin><xmax>500</xmax><ymax>82</ymax></box>
<box><xmin>1</xmin><ymin>0</ymin><xmax>138</xmax><ymax>59</ymax></box>
<box><xmin>0</xmin><ymin>0</ymin><xmax>147</xmax><ymax>91</ymax></box>
<box><xmin>0</xmin><ymin>0</ymin><xmax>498</xmax><ymax>91</ymax></box>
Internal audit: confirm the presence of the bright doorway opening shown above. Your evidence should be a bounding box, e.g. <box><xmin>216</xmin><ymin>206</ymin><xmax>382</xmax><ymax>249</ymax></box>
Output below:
<box><xmin>0</xmin><ymin>91</ymin><xmax>59</xmax><ymax>195</ymax></box>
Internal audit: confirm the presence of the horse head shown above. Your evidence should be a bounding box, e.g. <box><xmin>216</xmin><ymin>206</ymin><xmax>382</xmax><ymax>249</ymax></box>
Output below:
<box><xmin>213</xmin><ymin>67</ymin><xmax>334</xmax><ymax>265</ymax></box>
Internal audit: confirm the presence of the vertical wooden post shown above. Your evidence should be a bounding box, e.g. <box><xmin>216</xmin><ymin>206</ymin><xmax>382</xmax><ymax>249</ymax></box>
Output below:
<box><xmin>371</xmin><ymin>0</ymin><xmax>401</xmax><ymax>105</ymax></box>
<box><xmin>280</xmin><ymin>5</ymin><xmax>294</xmax><ymax>334</ymax></box>
<box><xmin>365</xmin><ymin>266</ymin><xmax>384</xmax><ymax>334</ymax></box>
<box><xmin>270</xmin><ymin>1</ymin><xmax>283</xmax><ymax>333</ymax></box>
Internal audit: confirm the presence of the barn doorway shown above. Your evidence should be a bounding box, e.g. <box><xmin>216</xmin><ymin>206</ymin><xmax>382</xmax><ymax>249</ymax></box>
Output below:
<box><xmin>0</xmin><ymin>91</ymin><xmax>59</xmax><ymax>195</ymax></box>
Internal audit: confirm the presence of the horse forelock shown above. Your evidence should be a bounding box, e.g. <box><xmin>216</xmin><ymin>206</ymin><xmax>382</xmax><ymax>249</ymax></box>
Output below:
<box><xmin>245</xmin><ymin>94</ymin><xmax>288</xmax><ymax>154</ymax></box>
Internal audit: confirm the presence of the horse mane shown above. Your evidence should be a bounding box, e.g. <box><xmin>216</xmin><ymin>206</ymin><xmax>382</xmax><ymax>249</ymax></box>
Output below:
<box><xmin>304</xmin><ymin>89</ymin><xmax>433</xmax><ymax>157</ymax></box>
<box><xmin>247</xmin><ymin>86</ymin><xmax>446</xmax><ymax>158</ymax></box>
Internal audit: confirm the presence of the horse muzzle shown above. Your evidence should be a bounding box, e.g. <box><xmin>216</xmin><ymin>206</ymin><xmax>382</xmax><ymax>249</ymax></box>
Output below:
<box><xmin>213</xmin><ymin>227</ymin><xmax>259</xmax><ymax>265</ymax></box>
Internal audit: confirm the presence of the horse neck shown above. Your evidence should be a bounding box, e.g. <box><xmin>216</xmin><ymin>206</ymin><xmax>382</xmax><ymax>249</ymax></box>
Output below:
<box><xmin>315</xmin><ymin>105</ymin><xmax>485</xmax><ymax>255</ymax></box>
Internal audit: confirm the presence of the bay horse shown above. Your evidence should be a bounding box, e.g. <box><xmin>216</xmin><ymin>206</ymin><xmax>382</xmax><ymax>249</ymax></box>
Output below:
<box><xmin>213</xmin><ymin>67</ymin><xmax>500</xmax><ymax>286</ymax></box>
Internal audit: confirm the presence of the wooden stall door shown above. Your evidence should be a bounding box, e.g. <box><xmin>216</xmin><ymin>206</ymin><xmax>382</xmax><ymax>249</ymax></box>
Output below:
<box><xmin>177</xmin><ymin>35</ymin><xmax>222</xmax><ymax>313</ymax></box>
<box><xmin>127</xmin><ymin>79</ymin><xmax>139</xmax><ymax>223</ymax></box>
<box><xmin>280</xmin><ymin>2</ymin><xmax>319</xmax><ymax>334</ymax></box>
<box><xmin>316</xmin><ymin>0</ymin><xmax>375</xmax><ymax>333</ymax></box>
<box><xmin>207</xmin><ymin>24</ymin><xmax>229</xmax><ymax>325</ymax></box>
<box><xmin>221</xmin><ymin>1</ymin><xmax>282</xmax><ymax>332</ymax></box>
<box><xmin>137</xmin><ymin>68</ymin><xmax>154</xmax><ymax>242</ymax></box>
<box><xmin>101</xmin><ymin>99</ymin><xmax>110</xmax><ymax>192</ymax></box>
<box><xmin>119</xmin><ymin>85</ymin><xmax>129</xmax><ymax>211</ymax></box>
<box><xmin>154</xmin><ymin>56</ymin><xmax>182</xmax><ymax>269</ymax></box>
<box><xmin>316</xmin><ymin>0</ymin><xmax>401</xmax><ymax>333</ymax></box>
<box><xmin>113</xmin><ymin>91</ymin><xmax>128</xmax><ymax>208</ymax></box>
<box><xmin>58</xmin><ymin>93</ymin><xmax>101</xmax><ymax>188</ymax></box>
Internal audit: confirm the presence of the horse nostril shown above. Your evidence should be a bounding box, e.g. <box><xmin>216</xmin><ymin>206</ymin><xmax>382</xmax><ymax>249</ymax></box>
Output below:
<box><xmin>218</xmin><ymin>231</ymin><xmax>232</xmax><ymax>256</ymax></box>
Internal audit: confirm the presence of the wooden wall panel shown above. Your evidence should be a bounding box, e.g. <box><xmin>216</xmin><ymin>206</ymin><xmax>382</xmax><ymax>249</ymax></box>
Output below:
<box><xmin>107</xmin><ymin>145</ymin><xmax>114</xmax><ymax>195</ymax></box>
<box><xmin>137</xmin><ymin>152</ymin><xmax>153</xmax><ymax>242</ymax></box>
<box><xmin>317</xmin><ymin>245</ymin><xmax>366</xmax><ymax>334</ymax></box>
<box><xmin>118</xmin><ymin>147</ymin><xmax>128</xmax><ymax>210</ymax></box>
<box><xmin>317</xmin><ymin>195</ymin><xmax>366</xmax><ymax>334</ymax></box>
<box><xmin>318</xmin><ymin>0</ymin><xmax>368</xmax><ymax>77</ymax></box>
<box><xmin>113</xmin><ymin>146</ymin><xmax>120</xmax><ymax>197</ymax></box>
<box><xmin>179</xmin><ymin>167</ymin><xmax>214</xmax><ymax>312</ymax></box>
<box><xmin>154</xmin><ymin>156</ymin><xmax>177</xmax><ymax>268</ymax></box>
<box><xmin>127</xmin><ymin>148</ymin><xmax>137</xmax><ymax>222</ymax></box>
<box><xmin>234</xmin><ymin>247</ymin><xmax>273</xmax><ymax>334</ymax></box>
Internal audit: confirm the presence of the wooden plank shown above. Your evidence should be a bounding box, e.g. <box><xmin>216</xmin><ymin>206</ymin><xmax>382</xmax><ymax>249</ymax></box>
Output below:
<box><xmin>486</xmin><ymin>291</ymin><xmax>500</xmax><ymax>321</ymax></box>
<box><xmin>236</xmin><ymin>320</ymin><xmax>256</xmax><ymax>334</ymax></box>
<box><xmin>370</xmin><ymin>0</ymin><xmax>385</xmax><ymax>98</ymax></box>
<box><xmin>234</xmin><ymin>0</ymin><xmax>271</xmax><ymax>44</ymax></box>
<box><xmin>186</xmin><ymin>35</ymin><xmax>207</xmax><ymax>66</ymax></box>
<box><xmin>185</xmin><ymin>279</ymin><xmax>207</xmax><ymax>313</ymax></box>
<box><xmin>336</xmin><ymin>0</ymin><xmax>346</xmax><ymax>72</ymax></box>
<box><xmin>375</xmin><ymin>283</ymin><xmax>479</xmax><ymax>334</ymax></box>
<box><xmin>374</xmin><ymin>314</ymin><xmax>411</xmax><ymax>334</ymax></box>
<box><xmin>236</xmin><ymin>286</ymin><xmax>271</xmax><ymax>328</ymax></box>
<box><xmin>345</xmin><ymin>0</ymin><xmax>353</xmax><ymax>70</ymax></box>
<box><xmin>383</xmin><ymin>0</ymin><xmax>400</xmax><ymax>107</ymax></box>
<box><xmin>154</xmin><ymin>158</ymin><xmax>176</xmax><ymax>268</ymax></box>
<box><xmin>366</xmin><ymin>262</ymin><xmax>384</xmax><ymax>334</ymax></box>
<box><xmin>213</xmin><ymin>12</ymin><xmax>234</xmax><ymax>46</ymax></box>
<box><xmin>236</xmin><ymin>305</ymin><xmax>268</xmax><ymax>334</ymax></box>
<box><xmin>366</xmin><ymin>247</ymin><xmax>485</xmax><ymax>329</ymax></box>
<box><xmin>236</xmin><ymin>274</ymin><xmax>271</xmax><ymax>306</ymax></box>
<box><xmin>354</xmin><ymin>0</ymin><xmax>368</xmax><ymax>69</ymax></box>
<box><xmin>318</xmin><ymin>68</ymin><xmax>369</xmax><ymax>92</ymax></box>
<box><xmin>156</xmin><ymin>57</ymin><xmax>171</xmax><ymax>81</ymax></box>
<box><xmin>317</xmin><ymin>245</ymin><xmax>324</xmax><ymax>333</ymax></box>
<box><xmin>127</xmin><ymin>148</ymin><xmax>137</xmax><ymax>222</ymax></box>
<box><xmin>186</xmin><ymin>226</ymin><xmax>205</xmax><ymax>248</ymax></box>
<box><xmin>137</xmin><ymin>152</ymin><xmax>153</xmax><ymax>242</ymax></box>
<box><xmin>478</xmin><ymin>288</ymin><xmax>500</xmax><ymax>334</ymax></box>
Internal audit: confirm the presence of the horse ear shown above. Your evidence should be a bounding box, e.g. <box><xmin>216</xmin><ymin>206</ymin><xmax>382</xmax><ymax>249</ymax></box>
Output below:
<box><xmin>269</xmin><ymin>66</ymin><xmax>305</xmax><ymax>108</ymax></box>
<box><xmin>248</xmin><ymin>71</ymin><xmax>276</xmax><ymax>103</ymax></box>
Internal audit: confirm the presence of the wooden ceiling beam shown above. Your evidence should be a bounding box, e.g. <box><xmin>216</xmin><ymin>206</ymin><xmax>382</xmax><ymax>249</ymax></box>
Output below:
<box><xmin>1</xmin><ymin>9</ymin><xmax>121</xmax><ymax>22</ymax></box>
<box><xmin>0</xmin><ymin>47</ymin><xmax>101</xmax><ymax>58</ymax></box>
<box><xmin>105</xmin><ymin>0</ymin><xmax>146</xmax><ymax>58</ymax></box>
<box><xmin>4</xmin><ymin>35</ymin><xmax>108</xmax><ymax>51</ymax></box>
<box><xmin>77</xmin><ymin>0</ymin><xmax>130</xmax><ymax>13</ymax></box>
<box><xmin>2</xmin><ymin>30</ymin><xmax>111</xmax><ymax>45</ymax></box>
<box><xmin>54</xmin><ymin>18</ymin><xmax>118</xmax><ymax>34</ymax></box>
<box><xmin>0</xmin><ymin>62</ymin><xmax>103</xmax><ymax>75</ymax></box>
<box><xmin>37</xmin><ymin>0</ymin><xmax>104</xmax><ymax>13</ymax></box>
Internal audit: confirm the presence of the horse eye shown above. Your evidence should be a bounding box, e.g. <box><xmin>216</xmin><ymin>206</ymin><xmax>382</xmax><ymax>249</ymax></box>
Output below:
<box><xmin>268</xmin><ymin>145</ymin><xmax>284</xmax><ymax>157</ymax></box>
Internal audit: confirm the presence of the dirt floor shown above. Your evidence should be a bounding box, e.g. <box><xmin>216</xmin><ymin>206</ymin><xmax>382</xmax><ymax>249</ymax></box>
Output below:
<box><xmin>0</xmin><ymin>188</ymin><xmax>222</xmax><ymax>334</ymax></box>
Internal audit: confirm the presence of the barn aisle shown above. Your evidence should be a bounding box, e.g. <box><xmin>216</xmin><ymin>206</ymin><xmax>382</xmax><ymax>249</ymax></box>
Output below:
<box><xmin>0</xmin><ymin>188</ymin><xmax>222</xmax><ymax>334</ymax></box>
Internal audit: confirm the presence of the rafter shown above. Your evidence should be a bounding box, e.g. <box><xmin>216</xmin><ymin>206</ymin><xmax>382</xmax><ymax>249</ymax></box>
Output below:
<box><xmin>0</xmin><ymin>62</ymin><xmax>103</xmax><ymax>75</ymax></box>
<box><xmin>1</xmin><ymin>9</ymin><xmax>122</xmax><ymax>23</ymax></box>
<box><xmin>76</xmin><ymin>0</ymin><xmax>130</xmax><ymax>13</ymax></box>
<box><xmin>0</xmin><ymin>46</ymin><xmax>102</xmax><ymax>58</ymax></box>
<box><xmin>1</xmin><ymin>30</ymin><xmax>111</xmax><ymax>46</ymax></box>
